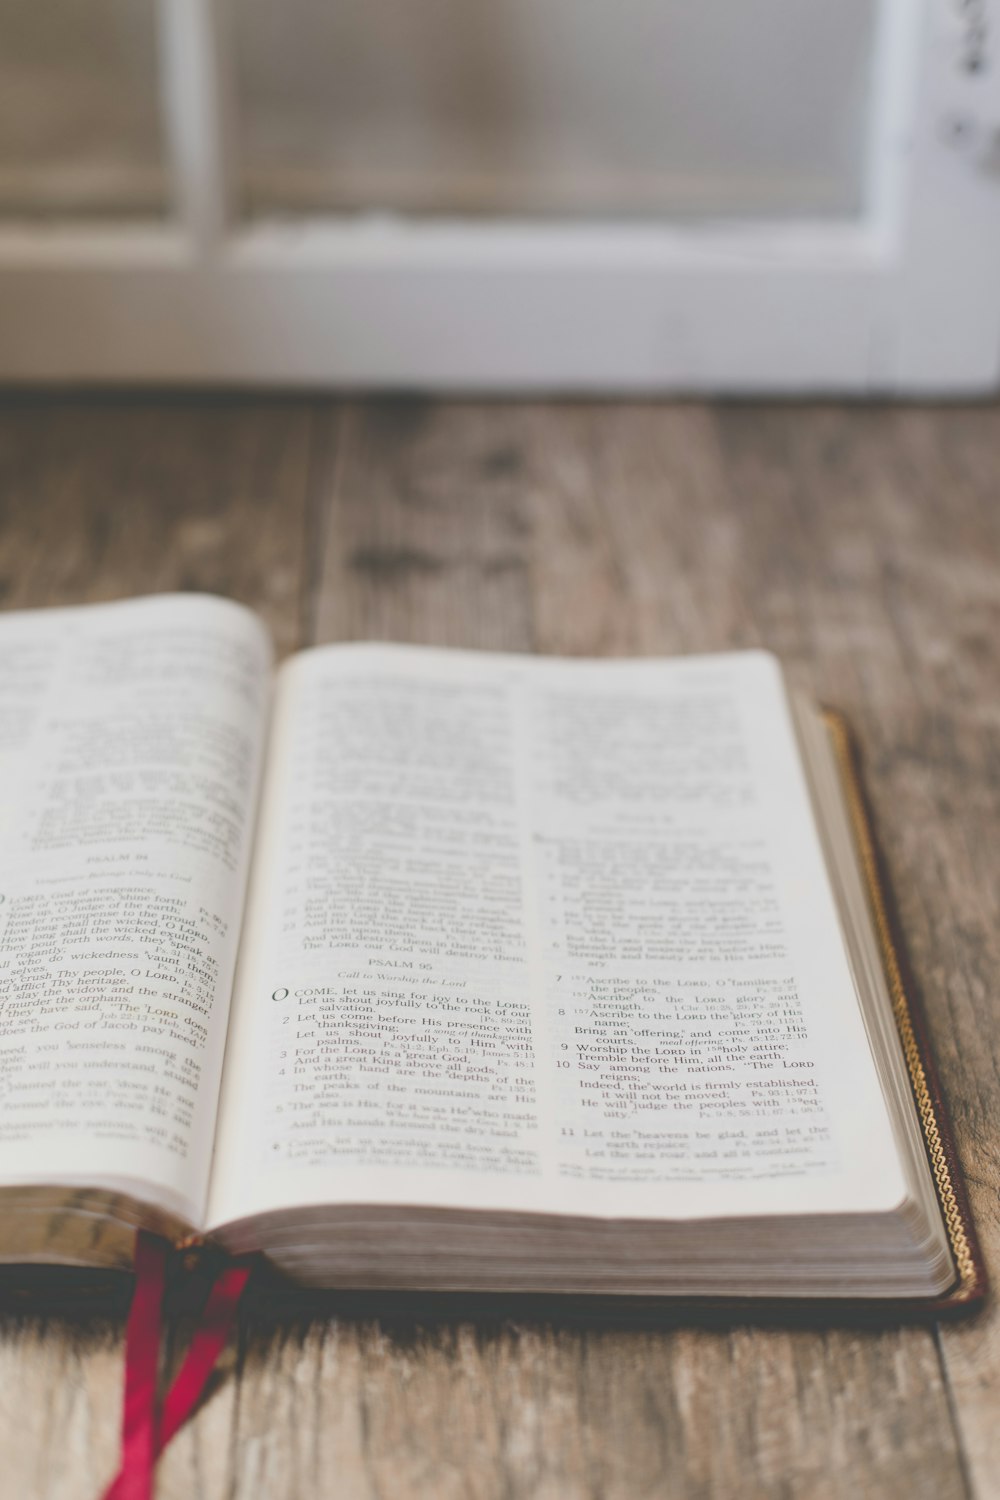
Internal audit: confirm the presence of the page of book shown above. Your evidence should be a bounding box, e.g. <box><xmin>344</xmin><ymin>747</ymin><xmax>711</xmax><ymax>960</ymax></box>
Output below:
<box><xmin>0</xmin><ymin>595</ymin><xmax>272</xmax><ymax>1226</ymax></box>
<box><xmin>208</xmin><ymin>645</ymin><xmax>909</xmax><ymax>1232</ymax></box>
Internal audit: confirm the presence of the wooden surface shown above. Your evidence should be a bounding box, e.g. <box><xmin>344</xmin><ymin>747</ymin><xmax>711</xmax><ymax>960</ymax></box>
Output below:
<box><xmin>1</xmin><ymin>394</ymin><xmax>999</xmax><ymax>1499</ymax></box>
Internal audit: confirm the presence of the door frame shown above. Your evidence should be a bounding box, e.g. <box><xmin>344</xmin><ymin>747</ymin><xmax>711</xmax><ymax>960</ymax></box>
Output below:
<box><xmin>0</xmin><ymin>0</ymin><xmax>998</xmax><ymax>391</ymax></box>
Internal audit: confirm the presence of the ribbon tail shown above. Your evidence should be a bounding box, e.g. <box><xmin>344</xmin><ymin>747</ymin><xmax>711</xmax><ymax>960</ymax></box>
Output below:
<box><xmin>158</xmin><ymin>1259</ymin><xmax>254</xmax><ymax>1449</ymax></box>
<box><xmin>101</xmin><ymin>1230</ymin><xmax>168</xmax><ymax>1500</ymax></box>
<box><xmin>99</xmin><ymin>1240</ymin><xmax>253</xmax><ymax>1500</ymax></box>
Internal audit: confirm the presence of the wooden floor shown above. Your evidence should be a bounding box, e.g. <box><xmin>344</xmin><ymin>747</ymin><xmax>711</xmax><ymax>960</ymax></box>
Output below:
<box><xmin>1</xmin><ymin>394</ymin><xmax>999</xmax><ymax>1500</ymax></box>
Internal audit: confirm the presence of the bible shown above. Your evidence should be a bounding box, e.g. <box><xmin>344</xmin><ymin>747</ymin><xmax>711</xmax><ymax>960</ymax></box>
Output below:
<box><xmin>0</xmin><ymin>593</ymin><xmax>982</xmax><ymax>1308</ymax></box>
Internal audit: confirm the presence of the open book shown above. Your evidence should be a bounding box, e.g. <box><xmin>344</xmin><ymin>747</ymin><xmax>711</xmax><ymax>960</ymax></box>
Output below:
<box><xmin>0</xmin><ymin>595</ymin><xmax>979</xmax><ymax>1304</ymax></box>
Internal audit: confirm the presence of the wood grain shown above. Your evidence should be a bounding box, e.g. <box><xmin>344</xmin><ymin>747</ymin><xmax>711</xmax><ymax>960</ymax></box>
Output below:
<box><xmin>0</xmin><ymin>393</ymin><xmax>313</xmax><ymax>654</ymax></box>
<box><xmin>4</xmin><ymin>393</ymin><xmax>1000</xmax><ymax>1497</ymax></box>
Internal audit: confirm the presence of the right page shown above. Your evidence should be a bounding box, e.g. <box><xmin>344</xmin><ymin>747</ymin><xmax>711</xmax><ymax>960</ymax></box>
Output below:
<box><xmin>207</xmin><ymin>646</ymin><xmax>908</xmax><ymax>1232</ymax></box>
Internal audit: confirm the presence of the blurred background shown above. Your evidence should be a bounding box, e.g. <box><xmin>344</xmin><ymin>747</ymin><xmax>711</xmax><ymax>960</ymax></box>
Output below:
<box><xmin>0</xmin><ymin>0</ymin><xmax>876</xmax><ymax>220</ymax></box>
<box><xmin>0</xmin><ymin>0</ymin><xmax>997</xmax><ymax>388</ymax></box>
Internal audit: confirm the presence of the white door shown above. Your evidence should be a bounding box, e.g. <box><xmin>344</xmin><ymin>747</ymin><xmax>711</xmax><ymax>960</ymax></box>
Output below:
<box><xmin>0</xmin><ymin>0</ymin><xmax>998</xmax><ymax>391</ymax></box>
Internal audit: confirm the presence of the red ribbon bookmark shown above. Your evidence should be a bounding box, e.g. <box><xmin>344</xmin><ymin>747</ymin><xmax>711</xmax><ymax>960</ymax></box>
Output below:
<box><xmin>100</xmin><ymin>1232</ymin><xmax>253</xmax><ymax>1500</ymax></box>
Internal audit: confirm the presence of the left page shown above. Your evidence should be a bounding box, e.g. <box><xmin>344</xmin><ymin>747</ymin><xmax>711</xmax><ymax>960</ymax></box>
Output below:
<box><xmin>0</xmin><ymin>594</ymin><xmax>272</xmax><ymax>1227</ymax></box>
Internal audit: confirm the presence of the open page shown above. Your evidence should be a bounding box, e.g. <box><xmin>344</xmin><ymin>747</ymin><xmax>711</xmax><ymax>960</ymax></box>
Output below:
<box><xmin>208</xmin><ymin>645</ymin><xmax>908</xmax><ymax>1233</ymax></box>
<box><xmin>0</xmin><ymin>595</ymin><xmax>271</xmax><ymax>1226</ymax></box>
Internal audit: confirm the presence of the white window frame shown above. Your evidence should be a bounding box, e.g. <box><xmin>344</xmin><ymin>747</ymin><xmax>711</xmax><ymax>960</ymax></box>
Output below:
<box><xmin>0</xmin><ymin>0</ymin><xmax>998</xmax><ymax>391</ymax></box>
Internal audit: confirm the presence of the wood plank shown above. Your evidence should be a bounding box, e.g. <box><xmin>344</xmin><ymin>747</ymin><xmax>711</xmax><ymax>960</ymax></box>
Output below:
<box><xmin>299</xmin><ymin>398</ymin><xmax>970</xmax><ymax>1500</ymax></box>
<box><xmin>0</xmin><ymin>391</ymin><xmax>314</xmax><ymax>1500</ymax></box>
<box><xmin>2</xmin><ymin>394</ymin><xmax>995</xmax><ymax>1499</ymax></box>
<box><xmin>311</xmin><ymin>401</ymin><xmax>536</xmax><ymax>651</ymax></box>
<box><xmin>0</xmin><ymin>393</ymin><xmax>312</xmax><ymax>654</ymax></box>
<box><xmin>202</xmin><ymin>1314</ymin><xmax>964</xmax><ymax>1500</ymax></box>
<box><xmin>712</xmin><ymin>403</ymin><xmax>1000</xmax><ymax>1500</ymax></box>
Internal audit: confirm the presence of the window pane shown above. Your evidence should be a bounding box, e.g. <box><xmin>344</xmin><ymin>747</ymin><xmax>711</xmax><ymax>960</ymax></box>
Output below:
<box><xmin>235</xmin><ymin>0</ymin><xmax>878</xmax><ymax>219</ymax></box>
<box><xmin>0</xmin><ymin>0</ymin><xmax>167</xmax><ymax>219</ymax></box>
